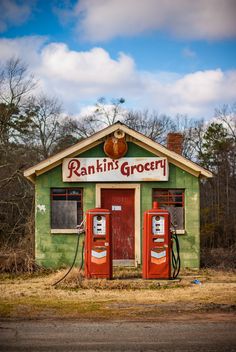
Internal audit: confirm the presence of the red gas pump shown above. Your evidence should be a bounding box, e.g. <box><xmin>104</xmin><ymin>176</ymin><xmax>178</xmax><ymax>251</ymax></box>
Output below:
<box><xmin>85</xmin><ymin>208</ymin><xmax>112</xmax><ymax>279</ymax></box>
<box><xmin>142</xmin><ymin>202</ymin><xmax>172</xmax><ymax>279</ymax></box>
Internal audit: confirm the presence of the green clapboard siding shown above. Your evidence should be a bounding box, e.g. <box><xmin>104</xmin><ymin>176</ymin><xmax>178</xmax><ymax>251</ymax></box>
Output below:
<box><xmin>35</xmin><ymin>142</ymin><xmax>200</xmax><ymax>269</ymax></box>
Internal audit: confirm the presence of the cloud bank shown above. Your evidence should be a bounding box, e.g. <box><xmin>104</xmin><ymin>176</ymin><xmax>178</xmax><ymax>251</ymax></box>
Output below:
<box><xmin>0</xmin><ymin>36</ymin><xmax>235</xmax><ymax>118</ymax></box>
<box><xmin>64</xmin><ymin>0</ymin><xmax>236</xmax><ymax>42</ymax></box>
<box><xmin>0</xmin><ymin>0</ymin><xmax>33</xmax><ymax>32</ymax></box>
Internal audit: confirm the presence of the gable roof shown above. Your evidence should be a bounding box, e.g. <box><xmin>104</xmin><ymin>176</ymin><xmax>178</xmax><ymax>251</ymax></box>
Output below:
<box><xmin>24</xmin><ymin>122</ymin><xmax>213</xmax><ymax>183</ymax></box>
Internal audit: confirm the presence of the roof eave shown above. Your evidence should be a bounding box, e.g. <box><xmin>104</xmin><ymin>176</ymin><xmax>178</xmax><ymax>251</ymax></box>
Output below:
<box><xmin>23</xmin><ymin>122</ymin><xmax>213</xmax><ymax>181</ymax></box>
<box><xmin>23</xmin><ymin>123</ymin><xmax>124</xmax><ymax>181</ymax></box>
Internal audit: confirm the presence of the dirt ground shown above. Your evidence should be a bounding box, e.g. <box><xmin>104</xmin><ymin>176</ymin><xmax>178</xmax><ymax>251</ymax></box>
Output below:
<box><xmin>0</xmin><ymin>268</ymin><xmax>235</xmax><ymax>321</ymax></box>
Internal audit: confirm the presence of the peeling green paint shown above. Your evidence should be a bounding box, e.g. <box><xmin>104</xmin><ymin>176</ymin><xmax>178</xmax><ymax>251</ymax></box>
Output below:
<box><xmin>35</xmin><ymin>142</ymin><xmax>200</xmax><ymax>269</ymax></box>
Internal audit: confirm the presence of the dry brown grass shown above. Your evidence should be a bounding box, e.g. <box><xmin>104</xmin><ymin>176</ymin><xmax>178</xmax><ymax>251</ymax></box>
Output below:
<box><xmin>0</xmin><ymin>232</ymin><xmax>41</xmax><ymax>274</ymax></box>
<box><xmin>0</xmin><ymin>249</ymin><xmax>40</xmax><ymax>274</ymax></box>
<box><xmin>201</xmin><ymin>245</ymin><xmax>236</xmax><ymax>269</ymax></box>
<box><xmin>0</xmin><ymin>268</ymin><xmax>235</xmax><ymax>320</ymax></box>
<box><xmin>1</xmin><ymin>244</ymin><xmax>234</xmax><ymax>274</ymax></box>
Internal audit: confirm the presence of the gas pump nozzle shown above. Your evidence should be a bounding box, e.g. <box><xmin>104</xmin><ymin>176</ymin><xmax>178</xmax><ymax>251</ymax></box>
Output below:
<box><xmin>76</xmin><ymin>219</ymin><xmax>85</xmax><ymax>234</ymax></box>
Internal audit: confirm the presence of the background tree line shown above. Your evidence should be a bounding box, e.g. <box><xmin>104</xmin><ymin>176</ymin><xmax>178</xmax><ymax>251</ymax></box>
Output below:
<box><xmin>0</xmin><ymin>58</ymin><xmax>235</xmax><ymax>268</ymax></box>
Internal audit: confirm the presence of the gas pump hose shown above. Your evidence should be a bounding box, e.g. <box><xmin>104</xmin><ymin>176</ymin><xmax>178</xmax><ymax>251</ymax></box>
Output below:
<box><xmin>52</xmin><ymin>221</ymin><xmax>85</xmax><ymax>286</ymax></box>
<box><xmin>171</xmin><ymin>225</ymin><xmax>181</xmax><ymax>279</ymax></box>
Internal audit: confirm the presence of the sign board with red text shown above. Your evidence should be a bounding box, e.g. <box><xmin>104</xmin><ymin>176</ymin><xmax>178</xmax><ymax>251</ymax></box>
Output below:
<box><xmin>62</xmin><ymin>157</ymin><xmax>168</xmax><ymax>182</ymax></box>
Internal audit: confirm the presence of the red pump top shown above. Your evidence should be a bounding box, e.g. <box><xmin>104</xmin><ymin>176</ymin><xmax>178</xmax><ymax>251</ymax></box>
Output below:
<box><xmin>153</xmin><ymin>201</ymin><xmax>158</xmax><ymax>209</ymax></box>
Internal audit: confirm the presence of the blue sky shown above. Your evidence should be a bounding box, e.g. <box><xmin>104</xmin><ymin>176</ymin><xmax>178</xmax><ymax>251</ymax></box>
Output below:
<box><xmin>0</xmin><ymin>0</ymin><xmax>236</xmax><ymax>119</ymax></box>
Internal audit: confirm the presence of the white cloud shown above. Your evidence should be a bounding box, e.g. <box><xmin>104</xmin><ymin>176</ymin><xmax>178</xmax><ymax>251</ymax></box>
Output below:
<box><xmin>36</xmin><ymin>42</ymin><xmax>140</xmax><ymax>109</ymax></box>
<box><xmin>148</xmin><ymin>69</ymin><xmax>236</xmax><ymax>116</ymax></box>
<box><xmin>0</xmin><ymin>36</ymin><xmax>47</xmax><ymax>65</ymax></box>
<box><xmin>0</xmin><ymin>0</ymin><xmax>33</xmax><ymax>32</ymax></box>
<box><xmin>39</xmin><ymin>44</ymin><xmax>136</xmax><ymax>86</ymax></box>
<box><xmin>0</xmin><ymin>36</ymin><xmax>235</xmax><ymax>118</ymax></box>
<box><xmin>63</xmin><ymin>0</ymin><xmax>236</xmax><ymax>42</ymax></box>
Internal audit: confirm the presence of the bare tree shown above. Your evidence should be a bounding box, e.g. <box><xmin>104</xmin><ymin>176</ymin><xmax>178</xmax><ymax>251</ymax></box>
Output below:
<box><xmin>65</xmin><ymin>97</ymin><xmax>126</xmax><ymax>139</ymax></box>
<box><xmin>124</xmin><ymin>110</ymin><xmax>175</xmax><ymax>144</ymax></box>
<box><xmin>0</xmin><ymin>58</ymin><xmax>36</xmax><ymax>249</ymax></box>
<box><xmin>94</xmin><ymin>97</ymin><xmax>125</xmax><ymax>126</ymax></box>
<box><xmin>0</xmin><ymin>57</ymin><xmax>36</xmax><ymax>106</ymax></box>
<box><xmin>215</xmin><ymin>103</ymin><xmax>236</xmax><ymax>141</ymax></box>
<box><xmin>173</xmin><ymin>114</ymin><xmax>206</xmax><ymax>160</ymax></box>
<box><xmin>27</xmin><ymin>94</ymin><xmax>63</xmax><ymax>158</ymax></box>
<box><xmin>0</xmin><ymin>57</ymin><xmax>36</xmax><ymax>147</ymax></box>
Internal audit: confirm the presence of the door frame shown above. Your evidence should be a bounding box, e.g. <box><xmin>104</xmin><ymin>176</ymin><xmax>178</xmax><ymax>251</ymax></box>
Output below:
<box><xmin>96</xmin><ymin>183</ymin><xmax>141</xmax><ymax>266</ymax></box>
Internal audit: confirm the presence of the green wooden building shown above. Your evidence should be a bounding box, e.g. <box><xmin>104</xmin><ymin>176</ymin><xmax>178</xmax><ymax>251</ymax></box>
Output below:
<box><xmin>24</xmin><ymin>122</ymin><xmax>212</xmax><ymax>269</ymax></box>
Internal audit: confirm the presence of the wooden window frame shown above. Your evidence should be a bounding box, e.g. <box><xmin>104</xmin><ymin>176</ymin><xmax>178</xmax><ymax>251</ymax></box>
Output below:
<box><xmin>50</xmin><ymin>187</ymin><xmax>83</xmax><ymax>230</ymax></box>
<box><xmin>152</xmin><ymin>189</ymin><xmax>185</xmax><ymax>231</ymax></box>
<box><xmin>153</xmin><ymin>189</ymin><xmax>184</xmax><ymax>207</ymax></box>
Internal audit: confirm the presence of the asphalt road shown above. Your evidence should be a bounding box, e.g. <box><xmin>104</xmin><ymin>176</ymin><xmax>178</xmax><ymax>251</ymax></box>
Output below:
<box><xmin>0</xmin><ymin>319</ymin><xmax>236</xmax><ymax>352</ymax></box>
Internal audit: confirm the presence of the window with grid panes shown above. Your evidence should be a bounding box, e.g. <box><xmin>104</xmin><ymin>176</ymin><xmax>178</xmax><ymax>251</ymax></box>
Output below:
<box><xmin>152</xmin><ymin>189</ymin><xmax>185</xmax><ymax>230</ymax></box>
<box><xmin>51</xmin><ymin>188</ymin><xmax>83</xmax><ymax>229</ymax></box>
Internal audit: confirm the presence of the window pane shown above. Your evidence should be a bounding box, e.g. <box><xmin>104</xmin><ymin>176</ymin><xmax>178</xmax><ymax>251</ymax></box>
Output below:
<box><xmin>51</xmin><ymin>188</ymin><xmax>83</xmax><ymax>229</ymax></box>
<box><xmin>77</xmin><ymin>206</ymin><xmax>83</xmax><ymax>225</ymax></box>
<box><xmin>153</xmin><ymin>189</ymin><xmax>184</xmax><ymax>230</ymax></box>
<box><xmin>68</xmin><ymin>189</ymin><xmax>81</xmax><ymax>195</ymax></box>
<box><xmin>172</xmin><ymin>191</ymin><xmax>183</xmax><ymax>207</ymax></box>
<box><xmin>51</xmin><ymin>201</ymin><xmax>77</xmax><ymax>229</ymax></box>
<box><xmin>52</xmin><ymin>188</ymin><xmax>66</xmax><ymax>194</ymax></box>
<box><xmin>153</xmin><ymin>190</ymin><xmax>184</xmax><ymax>206</ymax></box>
<box><xmin>52</xmin><ymin>188</ymin><xmax>67</xmax><ymax>200</ymax></box>
<box><xmin>166</xmin><ymin>206</ymin><xmax>184</xmax><ymax>230</ymax></box>
<box><xmin>65</xmin><ymin>189</ymin><xmax>82</xmax><ymax>201</ymax></box>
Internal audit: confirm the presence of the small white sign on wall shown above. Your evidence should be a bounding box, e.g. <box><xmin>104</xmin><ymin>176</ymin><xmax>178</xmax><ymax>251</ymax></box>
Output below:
<box><xmin>112</xmin><ymin>205</ymin><xmax>122</xmax><ymax>211</ymax></box>
<box><xmin>62</xmin><ymin>157</ymin><xmax>169</xmax><ymax>182</ymax></box>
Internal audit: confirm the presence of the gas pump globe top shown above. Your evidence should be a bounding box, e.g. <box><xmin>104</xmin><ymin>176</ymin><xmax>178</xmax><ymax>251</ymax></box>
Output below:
<box><xmin>142</xmin><ymin>202</ymin><xmax>172</xmax><ymax>279</ymax></box>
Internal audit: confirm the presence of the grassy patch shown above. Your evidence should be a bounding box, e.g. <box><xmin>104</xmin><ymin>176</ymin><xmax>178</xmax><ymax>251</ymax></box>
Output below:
<box><xmin>0</xmin><ymin>297</ymin><xmax>107</xmax><ymax>319</ymax></box>
<box><xmin>0</xmin><ymin>268</ymin><xmax>235</xmax><ymax>320</ymax></box>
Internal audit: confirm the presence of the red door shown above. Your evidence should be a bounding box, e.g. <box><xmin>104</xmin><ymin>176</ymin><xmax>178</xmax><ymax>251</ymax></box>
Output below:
<box><xmin>101</xmin><ymin>189</ymin><xmax>135</xmax><ymax>260</ymax></box>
